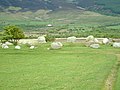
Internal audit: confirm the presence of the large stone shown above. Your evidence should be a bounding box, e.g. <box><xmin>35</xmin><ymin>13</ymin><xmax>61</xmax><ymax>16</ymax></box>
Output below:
<box><xmin>86</xmin><ymin>35</ymin><xmax>94</xmax><ymax>42</ymax></box>
<box><xmin>30</xmin><ymin>46</ymin><xmax>35</xmax><ymax>49</ymax></box>
<box><xmin>67</xmin><ymin>36</ymin><xmax>76</xmax><ymax>43</ymax></box>
<box><xmin>94</xmin><ymin>38</ymin><xmax>99</xmax><ymax>43</ymax></box>
<box><xmin>38</xmin><ymin>36</ymin><xmax>46</xmax><ymax>43</ymax></box>
<box><xmin>5</xmin><ymin>42</ymin><xmax>13</xmax><ymax>45</ymax></box>
<box><xmin>51</xmin><ymin>42</ymin><xmax>63</xmax><ymax>49</ymax></box>
<box><xmin>90</xmin><ymin>44</ymin><xmax>100</xmax><ymax>49</ymax></box>
<box><xmin>113</xmin><ymin>42</ymin><xmax>120</xmax><ymax>48</ymax></box>
<box><xmin>2</xmin><ymin>44</ymin><xmax>9</xmax><ymax>49</ymax></box>
<box><xmin>4</xmin><ymin>45</ymin><xmax>9</xmax><ymax>49</ymax></box>
<box><xmin>85</xmin><ymin>35</ymin><xmax>100</xmax><ymax>47</ymax></box>
<box><xmin>18</xmin><ymin>39</ymin><xmax>38</xmax><ymax>45</ymax></box>
<box><xmin>15</xmin><ymin>45</ymin><xmax>21</xmax><ymax>50</ymax></box>
<box><xmin>103</xmin><ymin>38</ymin><xmax>109</xmax><ymax>44</ymax></box>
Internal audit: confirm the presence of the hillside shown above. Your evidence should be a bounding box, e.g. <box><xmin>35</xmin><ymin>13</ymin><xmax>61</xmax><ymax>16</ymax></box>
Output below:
<box><xmin>76</xmin><ymin>0</ymin><xmax>120</xmax><ymax>15</ymax></box>
<box><xmin>0</xmin><ymin>0</ymin><xmax>120</xmax><ymax>38</ymax></box>
<box><xmin>0</xmin><ymin>0</ymin><xmax>120</xmax><ymax>15</ymax></box>
<box><xmin>0</xmin><ymin>8</ymin><xmax>120</xmax><ymax>38</ymax></box>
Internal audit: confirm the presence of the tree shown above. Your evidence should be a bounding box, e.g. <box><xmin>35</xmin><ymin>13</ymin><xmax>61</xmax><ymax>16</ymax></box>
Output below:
<box><xmin>2</xmin><ymin>25</ymin><xmax>25</xmax><ymax>45</ymax></box>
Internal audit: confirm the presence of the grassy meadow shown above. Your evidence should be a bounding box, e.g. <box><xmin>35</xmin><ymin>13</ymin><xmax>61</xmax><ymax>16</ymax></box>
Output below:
<box><xmin>115</xmin><ymin>68</ymin><xmax>120</xmax><ymax>90</ymax></box>
<box><xmin>0</xmin><ymin>43</ymin><xmax>120</xmax><ymax>90</ymax></box>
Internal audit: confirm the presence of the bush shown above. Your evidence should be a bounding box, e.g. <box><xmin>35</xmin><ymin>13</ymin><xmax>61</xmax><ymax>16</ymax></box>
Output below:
<box><xmin>45</xmin><ymin>35</ymin><xmax>55</xmax><ymax>42</ymax></box>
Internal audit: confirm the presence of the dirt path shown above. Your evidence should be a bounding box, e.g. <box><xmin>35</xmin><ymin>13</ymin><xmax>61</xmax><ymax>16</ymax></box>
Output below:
<box><xmin>102</xmin><ymin>54</ymin><xmax>120</xmax><ymax>90</ymax></box>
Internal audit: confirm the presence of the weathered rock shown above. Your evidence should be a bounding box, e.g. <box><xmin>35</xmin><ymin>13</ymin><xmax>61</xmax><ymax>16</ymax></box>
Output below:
<box><xmin>38</xmin><ymin>36</ymin><xmax>46</xmax><ymax>43</ymax></box>
<box><xmin>90</xmin><ymin>44</ymin><xmax>100</xmax><ymax>49</ymax></box>
<box><xmin>67</xmin><ymin>36</ymin><xmax>76</xmax><ymax>43</ymax></box>
<box><xmin>15</xmin><ymin>45</ymin><xmax>21</xmax><ymax>49</ymax></box>
<box><xmin>2</xmin><ymin>43</ymin><xmax>9</xmax><ymax>49</ymax></box>
<box><xmin>2</xmin><ymin>44</ymin><xmax>9</xmax><ymax>49</ymax></box>
<box><xmin>94</xmin><ymin>38</ymin><xmax>99</xmax><ymax>43</ymax></box>
<box><xmin>86</xmin><ymin>35</ymin><xmax>94</xmax><ymax>42</ymax></box>
<box><xmin>51</xmin><ymin>42</ymin><xmax>63</xmax><ymax>49</ymax></box>
<box><xmin>113</xmin><ymin>42</ymin><xmax>120</xmax><ymax>48</ymax></box>
<box><xmin>5</xmin><ymin>42</ymin><xmax>13</xmax><ymax>45</ymax></box>
<box><xmin>4</xmin><ymin>45</ymin><xmax>9</xmax><ymax>49</ymax></box>
<box><xmin>18</xmin><ymin>39</ymin><xmax>38</xmax><ymax>45</ymax></box>
<box><xmin>85</xmin><ymin>35</ymin><xmax>101</xmax><ymax>47</ymax></box>
<box><xmin>103</xmin><ymin>38</ymin><xmax>109</xmax><ymax>44</ymax></box>
<box><xmin>30</xmin><ymin>46</ymin><xmax>35</xmax><ymax>49</ymax></box>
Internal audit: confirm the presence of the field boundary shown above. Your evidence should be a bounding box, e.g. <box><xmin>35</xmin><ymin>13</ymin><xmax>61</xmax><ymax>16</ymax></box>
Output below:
<box><xmin>102</xmin><ymin>54</ymin><xmax>120</xmax><ymax>90</ymax></box>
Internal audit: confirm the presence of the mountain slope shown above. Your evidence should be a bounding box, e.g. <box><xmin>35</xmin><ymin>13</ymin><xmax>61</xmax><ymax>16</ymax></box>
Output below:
<box><xmin>0</xmin><ymin>0</ymin><xmax>58</xmax><ymax>11</ymax></box>
<box><xmin>75</xmin><ymin>0</ymin><xmax>120</xmax><ymax>15</ymax></box>
<box><xmin>0</xmin><ymin>0</ymin><xmax>120</xmax><ymax>15</ymax></box>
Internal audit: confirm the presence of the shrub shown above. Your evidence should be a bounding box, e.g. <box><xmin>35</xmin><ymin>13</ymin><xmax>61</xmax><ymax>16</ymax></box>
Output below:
<box><xmin>45</xmin><ymin>35</ymin><xmax>55</xmax><ymax>42</ymax></box>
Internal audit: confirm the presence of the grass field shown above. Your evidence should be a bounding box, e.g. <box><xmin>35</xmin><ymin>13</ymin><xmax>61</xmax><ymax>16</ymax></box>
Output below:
<box><xmin>115</xmin><ymin>68</ymin><xmax>120</xmax><ymax>90</ymax></box>
<box><xmin>0</xmin><ymin>43</ymin><xmax>120</xmax><ymax>90</ymax></box>
<box><xmin>115</xmin><ymin>54</ymin><xmax>120</xmax><ymax>90</ymax></box>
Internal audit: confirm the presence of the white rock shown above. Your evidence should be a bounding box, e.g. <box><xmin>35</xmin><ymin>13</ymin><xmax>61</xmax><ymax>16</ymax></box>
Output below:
<box><xmin>90</xmin><ymin>44</ymin><xmax>100</xmax><ymax>49</ymax></box>
<box><xmin>94</xmin><ymin>38</ymin><xmax>99</xmax><ymax>43</ymax></box>
<box><xmin>38</xmin><ymin>36</ymin><xmax>46</xmax><ymax>43</ymax></box>
<box><xmin>30</xmin><ymin>46</ymin><xmax>35</xmax><ymax>49</ymax></box>
<box><xmin>103</xmin><ymin>38</ymin><xmax>109</xmax><ymax>44</ymax></box>
<box><xmin>5</xmin><ymin>42</ymin><xmax>13</xmax><ymax>45</ymax></box>
<box><xmin>4</xmin><ymin>45</ymin><xmax>9</xmax><ymax>49</ymax></box>
<box><xmin>67</xmin><ymin>36</ymin><xmax>76</xmax><ymax>43</ymax></box>
<box><xmin>15</xmin><ymin>45</ymin><xmax>21</xmax><ymax>49</ymax></box>
<box><xmin>113</xmin><ymin>42</ymin><xmax>120</xmax><ymax>48</ymax></box>
<box><xmin>86</xmin><ymin>35</ymin><xmax>94</xmax><ymax>42</ymax></box>
<box><xmin>2</xmin><ymin>44</ymin><xmax>6</xmax><ymax>48</ymax></box>
<box><xmin>18</xmin><ymin>39</ymin><xmax>38</xmax><ymax>45</ymax></box>
<box><xmin>51</xmin><ymin>42</ymin><xmax>63</xmax><ymax>49</ymax></box>
<box><xmin>2</xmin><ymin>44</ymin><xmax>9</xmax><ymax>49</ymax></box>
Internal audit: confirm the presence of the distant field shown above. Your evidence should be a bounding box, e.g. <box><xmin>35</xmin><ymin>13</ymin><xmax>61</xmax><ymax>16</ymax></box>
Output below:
<box><xmin>0</xmin><ymin>9</ymin><xmax>120</xmax><ymax>38</ymax></box>
<box><xmin>0</xmin><ymin>43</ymin><xmax>120</xmax><ymax>90</ymax></box>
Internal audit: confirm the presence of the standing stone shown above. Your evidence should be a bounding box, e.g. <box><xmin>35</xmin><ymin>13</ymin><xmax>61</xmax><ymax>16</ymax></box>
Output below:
<box><xmin>38</xmin><ymin>36</ymin><xmax>46</xmax><ymax>43</ymax></box>
<box><xmin>113</xmin><ymin>42</ymin><xmax>120</xmax><ymax>48</ymax></box>
<box><xmin>67</xmin><ymin>36</ymin><xmax>76</xmax><ymax>43</ymax></box>
<box><xmin>51</xmin><ymin>42</ymin><xmax>63</xmax><ymax>49</ymax></box>
<box><xmin>103</xmin><ymin>38</ymin><xmax>109</xmax><ymax>44</ymax></box>
<box><xmin>15</xmin><ymin>45</ymin><xmax>21</xmax><ymax>50</ymax></box>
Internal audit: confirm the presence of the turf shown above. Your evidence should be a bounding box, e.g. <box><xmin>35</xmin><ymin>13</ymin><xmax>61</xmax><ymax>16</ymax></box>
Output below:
<box><xmin>0</xmin><ymin>43</ymin><xmax>119</xmax><ymax>90</ymax></box>
<box><xmin>115</xmin><ymin>69</ymin><xmax>120</xmax><ymax>90</ymax></box>
<box><xmin>115</xmin><ymin>54</ymin><xmax>120</xmax><ymax>90</ymax></box>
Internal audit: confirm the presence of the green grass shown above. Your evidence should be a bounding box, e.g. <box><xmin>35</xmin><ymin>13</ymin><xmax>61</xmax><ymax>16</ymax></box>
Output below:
<box><xmin>0</xmin><ymin>43</ymin><xmax>119</xmax><ymax>90</ymax></box>
<box><xmin>115</xmin><ymin>54</ymin><xmax>120</xmax><ymax>90</ymax></box>
<box><xmin>115</xmin><ymin>68</ymin><xmax>120</xmax><ymax>90</ymax></box>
